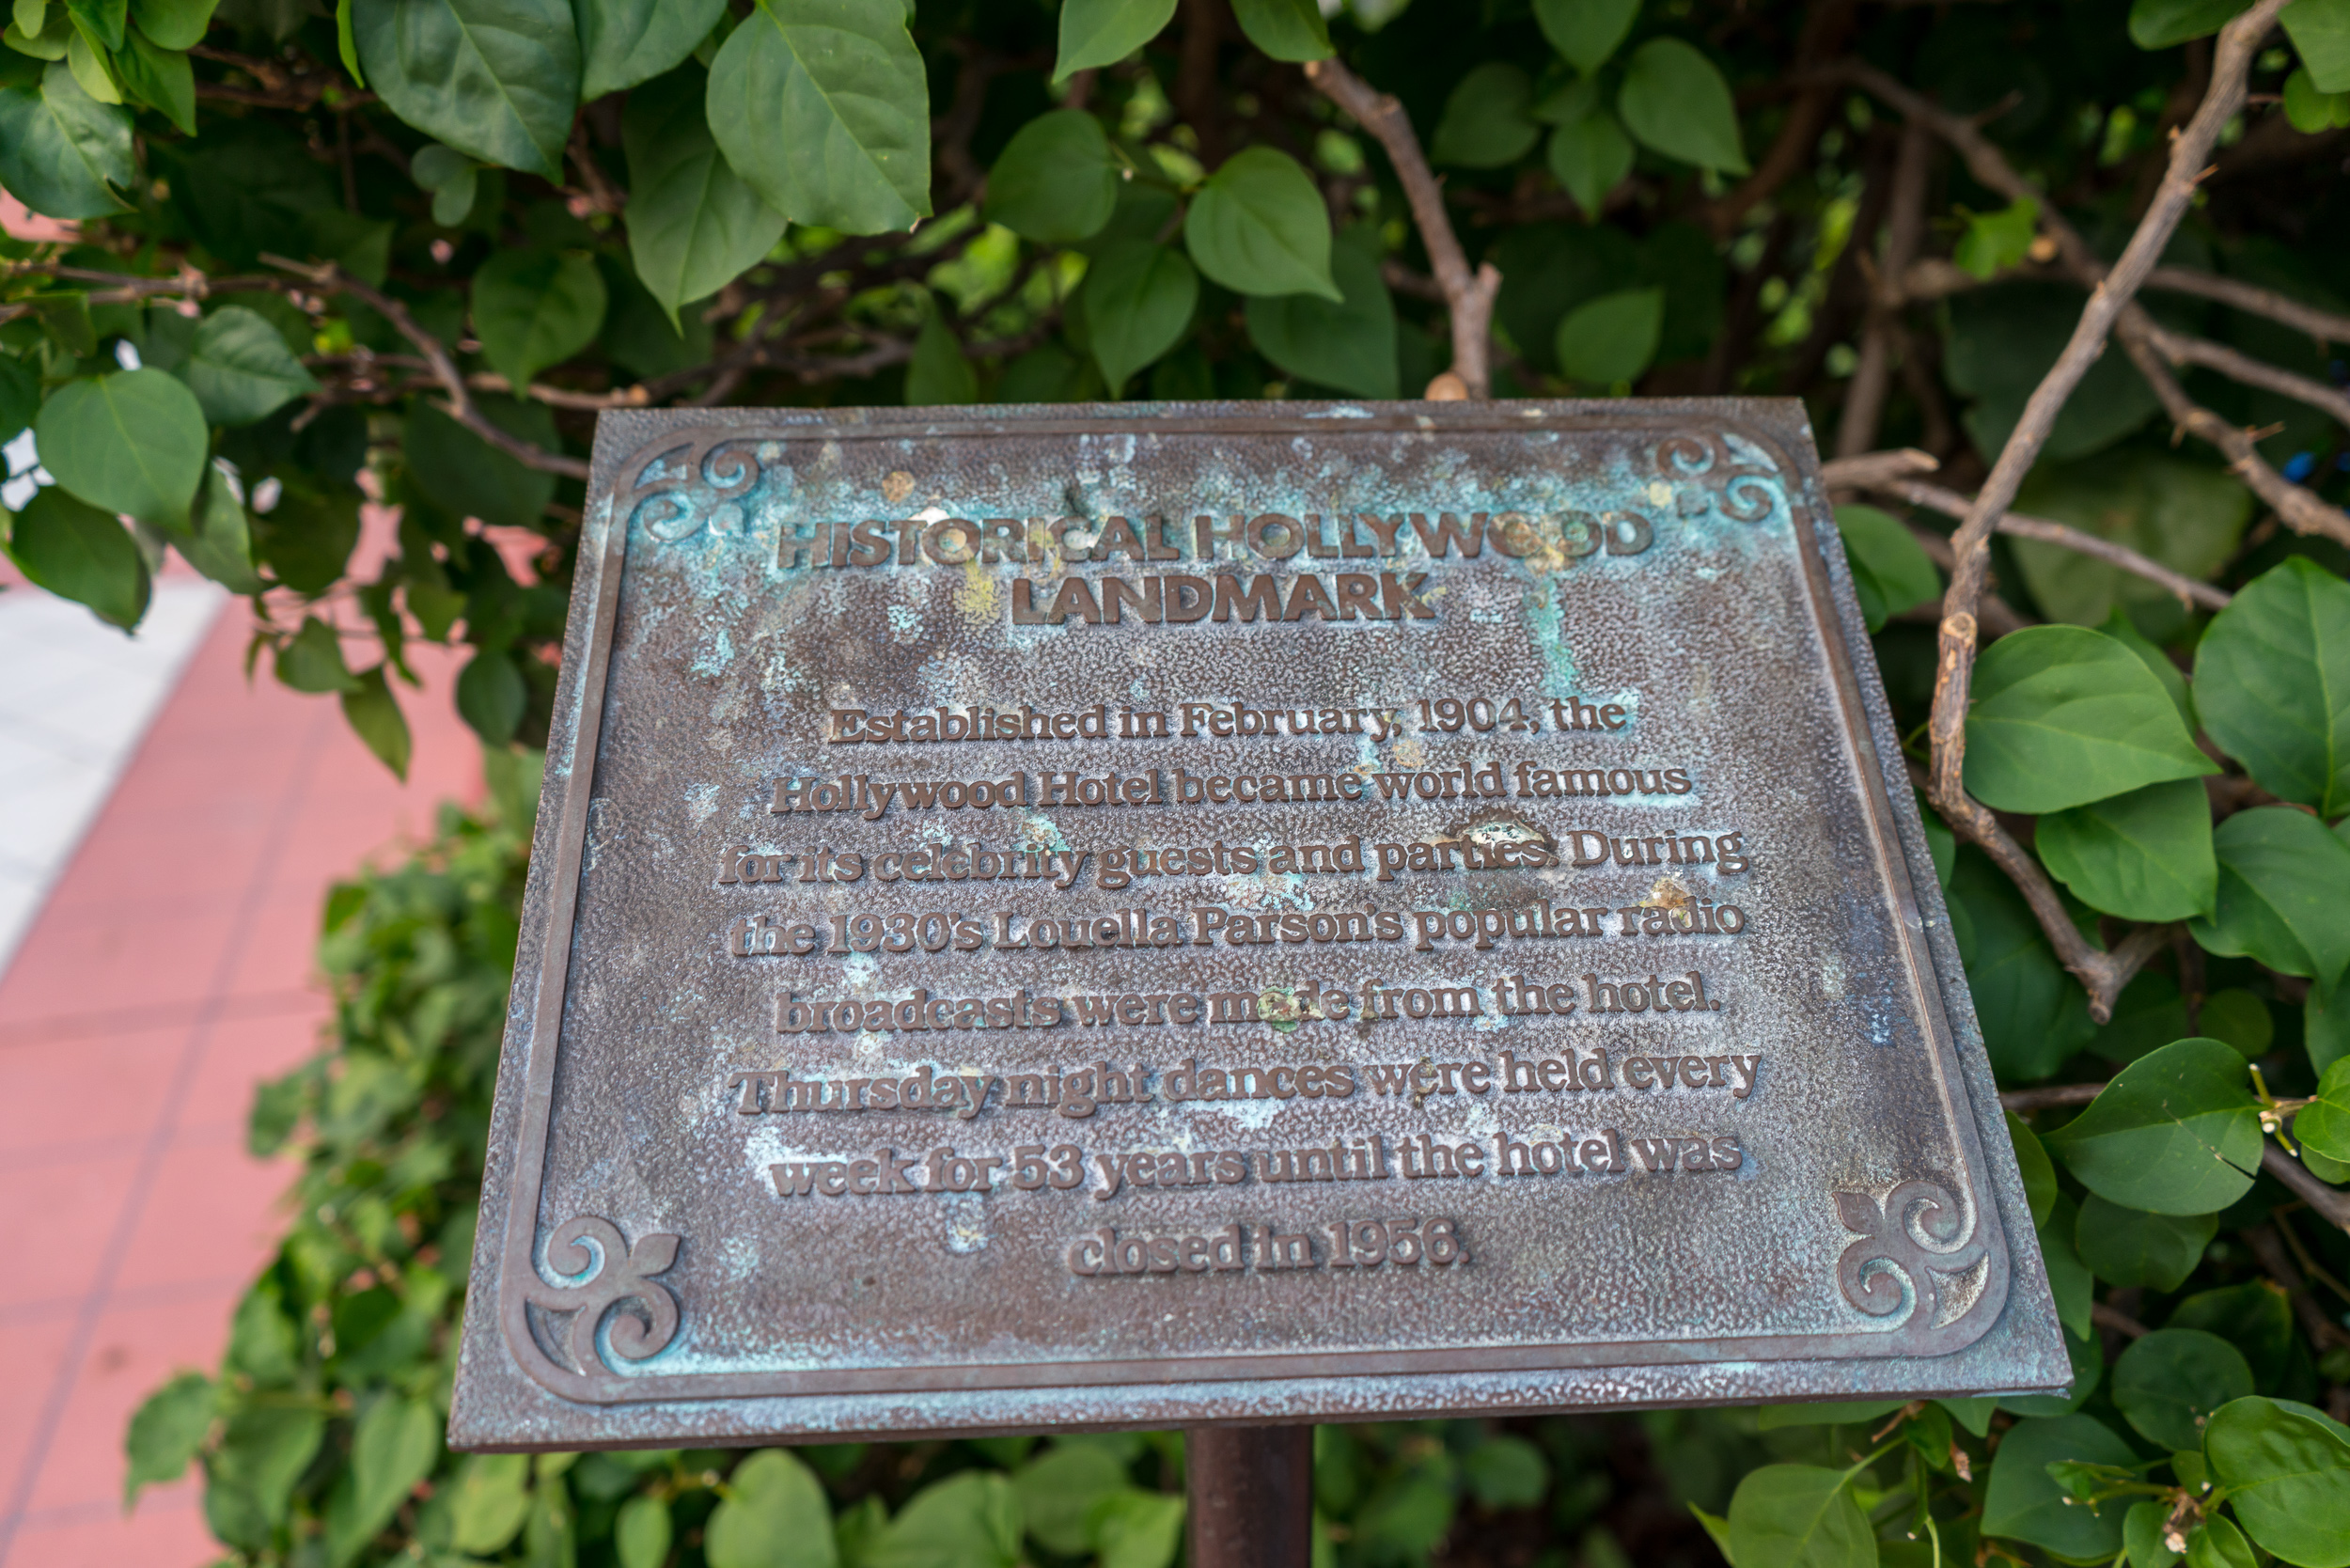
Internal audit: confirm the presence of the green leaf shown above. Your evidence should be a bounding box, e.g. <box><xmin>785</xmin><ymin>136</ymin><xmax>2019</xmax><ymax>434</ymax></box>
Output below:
<box><xmin>1946</xmin><ymin>284</ymin><xmax>2161</xmax><ymax>463</ymax></box>
<box><xmin>1954</xmin><ymin>196</ymin><xmax>2039</xmax><ymax>282</ymax></box>
<box><xmin>707</xmin><ymin>1450</ymin><xmax>838</xmax><ymax>1568</ymax></box>
<box><xmin>2171</xmin><ymin>1282</ymin><xmax>2301</xmax><ymax>1385</ymax></box>
<box><xmin>67</xmin><ymin>0</ymin><xmax>123</xmax><ymax>51</ymax></box>
<box><xmin>2202</xmin><ymin>1397</ymin><xmax>2350</xmax><ymax>1568</ymax></box>
<box><xmin>249</xmin><ymin>477</ymin><xmax>360</xmax><ymax>595</ymax></box>
<box><xmin>2112</xmin><ymin>1329</ymin><xmax>2253</xmax><ymax>1450</ymax></box>
<box><xmin>65</xmin><ymin>24</ymin><xmax>123</xmax><ymax>105</ymax></box>
<box><xmin>3</xmin><ymin>485</ymin><xmax>149</xmax><ymax>628</ymax></box>
<box><xmin>1459</xmin><ymin>1437</ymin><xmax>1548</xmax><ymax>1510</ymax></box>
<box><xmin>116</xmin><ymin>23</ymin><xmax>193</xmax><ymax>133</ymax></box>
<box><xmin>1055</xmin><ymin>0</ymin><xmax>1175</xmax><ymax>78</ymax></box>
<box><xmin>2092</xmin><ymin>970</ymin><xmax>2191</xmax><ymax>1064</ymax></box>
<box><xmin>161</xmin><ymin>118</ymin><xmax>336</xmax><ymax>266</ymax></box>
<box><xmin>1724</xmin><ymin>1465</ymin><xmax>1875</xmax><ymax>1568</ymax></box>
<box><xmin>203</xmin><ymin>1404</ymin><xmax>324</xmax><ymax>1549</ymax></box>
<box><xmin>1083</xmin><ymin>239</ymin><xmax>1199</xmax><ymax>395</ymax></box>
<box><xmin>341</xmin><ymin>665</ymin><xmax>412</xmax><ymax>779</ymax></box>
<box><xmin>708</xmin><ymin>0</ymin><xmax>932</xmax><ymax>235</ymax></box>
<box><xmin>36</xmin><ymin>368</ymin><xmax>209</xmax><ymax>527</ymax></box>
<box><xmin>2126</xmin><ymin>1500</ymin><xmax>2184</xmax><ymax>1568</ymax></box>
<box><xmin>2186</xmin><ymin>1517</ymin><xmax>2258</xmax><ymax>1568</ymax></box>
<box><xmin>1555</xmin><ymin>286</ymin><xmax>1662</xmax><ymax>384</ymax></box>
<box><xmin>2096</xmin><ymin>607</ymin><xmax>2192</xmax><ymax>725</ymax></box>
<box><xmin>180</xmin><ymin>463</ymin><xmax>263</xmax><ymax>592</ymax></box>
<box><xmin>131</xmin><ymin>0</ymin><xmax>216</xmax><ymax>49</ymax></box>
<box><xmin>1536</xmin><ymin>0</ymin><xmax>1637</xmax><ymax>72</ymax></box>
<box><xmin>404</xmin><ymin>396</ymin><xmax>558</xmax><ymax>527</ymax></box>
<box><xmin>2194</xmin><ymin>557</ymin><xmax>2350</xmax><ymax>816</ymax></box>
<box><xmin>1089</xmin><ymin>1489</ymin><xmax>1185</xmax><ymax>1568</ymax></box>
<box><xmin>1617</xmin><ymin>38</ymin><xmax>1747</xmax><ymax>174</ymax></box>
<box><xmin>276</xmin><ymin>615</ymin><xmax>359</xmax><ymax>693</ymax></box>
<box><xmin>1836</xmin><ymin>504</ymin><xmax>1940</xmax><ymax>633</ymax></box>
<box><xmin>2190</xmin><ymin>807</ymin><xmax>2350</xmax><ymax>989</ymax></box>
<box><xmin>0</xmin><ymin>62</ymin><xmax>132</xmax><ymax>218</ymax></box>
<box><xmin>336</xmin><ymin>0</ymin><xmax>363</xmax><ymax>82</ymax></box>
<box><xmin>1431</xmin><ymin>61</ymin><xmax>1540</xmax><ymax>167</ymax></box>
<box><xmin>905</xmin><ymin>306</ymin><xmax>977</xmax><ymax>405</ymax></box>
<box><xmin>577</xmin><ymin>0</ymin><xmax>723</xmax><ymax>96</ymax></box>
<box><xmin>2044</xmin><ymin>1037</ymin><xmax>2262</xmax><ymax>1215</ymax></box>
<box><xmin>2074</xmin><ymin>1194</ymin><xmax>2215</xmax><ymax>1291</ymax></box>
<box><xmin>618</xmin><ymin>1496</ymin><xmax>675</xmax><ymax>1568</ymax></box>
<box><xmin>1014</xmin><ymin>1443</ymin><xmax>1129</xmax><ymax>1558</ymax></box>
<box><xmin>1546</xmin><ymin>110</ymin><xmax>1634</xmax><ymax>219</ymax></box>
<box><xmin>1183</xmin><ymin>145</ymin><xmax>1340</xmax><ymax>301</ymax></box>
<box><xmin>224</xmin><ymin>1279</ymin><xmax>300</xmax><ymax>1381</ymax></box>
<box><xmin>2201</xmin><ymin>988</ymin><xmax>2273</xmax><ymax>1057</ymax></box>
<box><xmin>2284</xmin><ymin>65</ymin><xmax>2350</xmax><ymax>129</ymax></box>
<box><xmin>445</xmin><ymin>1452</ymin><xmax>532</xmax><ymax>1555</ymax></box>
<box><xmin>2011</xmin><ymin>453</ymin><xmax>2250</xmax><ymax>636</ymax></box>
<box><xmin>1981</xmin><ymin>1415</ymin><xmax>2134</xmax><ymax>1558</ymax></box>
<box><xmin>0</xmin><ymin>356</ymin><xmax>37</xmax><ymax>447</ymax></box>
<box><xmin>2039</xmin><ymin>1194</ymin><xmax>2094</xmax><ymax>1340</ymax></box>
<box><xmin>1950</xmin><ymin>847</ymin><xmax>2094</xmax><ymax>1080</ymax></box>
<box><xmin>351</xmin><ymin>0</ymin><xmax>579</xmax><ymax>178</ymax></box>
<box><xmin>868</xmin><ymin>1471</ymin><xmax>1021</xmax><ymax>1568</ymax></box>
<box><xmin>2285</xmin><ymin>0</ymin><xmax>2350</xmax><ymax>92</ymax></box>
<box><xmin>2130</xmin><ymin>0</ymin><xmax>2248</xmax><ymax>48</ymax></box>
<box><xmin>123</xmin><ymin>1372</ymin><xmax>214</xmax><ymax>1507</ymax></box>
<box><xmin>2036</xmin><ymin>778</ymin><xmax>2217</xmax><ymax>922</ymax></box>
<box><xmin>1245</xmin><ymin>235</ymin><xmax>1396</xmax><ymax>399</ymax></box>
<box><xmin>1229</xmin><ymin>0</ymin><xmax>1327</xmax><ymax>60</ymax></box>
<box><xmin>623</xmin><ymin>65</ymin><xmax>787</xmax><ymax>326</ymax></box>
<box><xmin>472</xmin><ymin>246</ymin><xmax>606</xmax><ymax>393</ymax></box>
<box><xmin>456</xmin><ymin>649</ymin><xmax>525</xmax><ymax>744</ymax></box>
<box><xmin>2296</xmin><ymin>1057</ymin><xmax>2350</xmax><ymax>1161</ymax></box>
<box><xmin>983</xmin><ymin>107</ymin><xmax>1119</xmax><ymax>243</ymax></box>
<box><xmin>1754</xmin><ymin>1400</ymin><xmax>1907</xmax><ymax>1431</ymax></box>
<box><xmin>1963</xmin><ymin>624</ymin><xmax>2217</xmax><ymax>814</ymax></box>
<box><xmin>325</xmin><ymin>1396</ymin><xmax>440</xmax><ymax>1567</ymax></box>
<box><xmin>2008</xmin><ymin>1110</ymin><xmax>2057</xmax><ymax>1227</ymax></box>
<box><xmin>179</xmin><ymin>306</ymin><xmax>320</xmax><ymax>426</ymax></box>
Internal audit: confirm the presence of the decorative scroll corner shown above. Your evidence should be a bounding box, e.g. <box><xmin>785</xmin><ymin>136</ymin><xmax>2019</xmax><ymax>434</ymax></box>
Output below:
<box><xmin>523</xmin><ymin>1215</ymin><xmax>682</xmax><ymax>1375</ymax></box>
<box><xmin>613</xmin><ymin>431</ymin><xmax>762</xmax><ymax>542</ymax></box>
<box><xmin>1835</xmin><ymin>1179</ymin><xmax>1990</xmax><ymax>1332</ymax></box>
<box><xmin>1652</xmin><ymin>431</ymin><xmax>1786</xmax><ymax>525</ymax></box>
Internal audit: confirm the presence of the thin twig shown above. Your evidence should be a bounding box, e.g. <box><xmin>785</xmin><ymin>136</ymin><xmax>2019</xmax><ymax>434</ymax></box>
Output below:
<box><xmin>2092</xmin><ymin>1302</ymin><xmax>2151</xmax><ymax>1339</ymax></box>
<box><xmin>1837</xmin><ymin>120</ymin><xmax>1932</xmax><ymax>458</ymax></box>
<box><xmin>2244</xmin><ymin>1222</ymin><xmax>2350</xmax><ymax>1344</ymax></box>
<box><xmin>2137</xmin><ymin>317</ymin><xmax>2350</xmax><ymax>432</ymax></box>
<box><xmin>2146</xmin><ymin>264</ymin><xmax>2350</xmax><ymax>345</ymax></box>
<box><xmin>1305</xmin><ymin>56</ymin><xmax>1499</xmax><ymax>399</ymax></box>
<box><xmin>1999</xmin><ymin>1082</ymin><xmax>2106</xmax><ymax>1111</ymax></box>
<box><xmin>1819</xmin><ymin>447</ymin><xmax>1942</xmax><ymax>492</ymax></box>
<box><xmin>2264</xmin><ymin>1143</ymin><xmax>2350</xmax><ymax>1235</ymax></box>
<box><xmin>1876</xmin><ymin>477</ymin><xmax>2232</xmax><ymax>611</ymax></box>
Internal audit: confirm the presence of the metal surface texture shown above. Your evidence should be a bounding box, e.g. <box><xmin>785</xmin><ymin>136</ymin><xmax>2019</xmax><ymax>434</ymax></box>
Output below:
<box><xmin>449</xmin><ymin>398</ymin><xmax>2065</xmax><ymax>1450</ymax></box>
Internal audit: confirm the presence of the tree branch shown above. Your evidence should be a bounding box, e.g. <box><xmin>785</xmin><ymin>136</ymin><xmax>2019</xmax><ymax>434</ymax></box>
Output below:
<box><xmin>1304</xmin><ymin>55</ymin><xmax>1499</xmax><ymax>399</ymax></box>
<box><xmin>2145</xmin><ymin>264</ymin><xmax>2350</xmax><ymax>345</ymax></box>
<box><xmin>2135</xmin><ymin>317</ymin><xmax>2350</xmax><ymax>433</ymax></box>
<box><xmin>2264</xmin><ymin>1142</ymin><xmax>2350</xmax><ymax>1235</ymax></box>
<box><xmin>1873</xmin><ymin>476</ymin><xmax>2233</xmax><ymax>611</ymax></box>
<box><xmin>1837</xmin><ymin>120</ymin><xmax>1932</xmax><ymax>458</ymax></box>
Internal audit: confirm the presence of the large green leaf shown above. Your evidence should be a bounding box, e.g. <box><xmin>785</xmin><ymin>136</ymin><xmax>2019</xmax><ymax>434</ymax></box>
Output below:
<box><xmin>250</xmin><ymin>478</ymin><xmax>361</xmax><ymax>596</ymax></box>
<box><xmin>2035</xmin><ymin>778</ymin><xmax>2217</xmax><ymax>921</ymax></box>
<box><xmin>3</xmin><ymin>485</ymin><xmax>151</xmax><ymax>628</ymax></box>
<box><xmin>984</xmin><ymin>108</ymin><xmax>1120</xmax><ymax>243</ymax></box>
<box><xmin>708</xmin><ymin>0</ymin><xmax>932</xmax><ymax>235</ymax></box>
<box><xmin>1245</xmin><ymin>236</ymin><xmax>1396</xmax><ymax>399</ymax></box>
<box><xmin>471</xmin><ymin>247</ymin><xmax>607</xmax><ymax>392</ymax></box>
<box><xmin>117</xmin><ymin>24</ymin><xmax>195</xmax><ymax>135</ymax></box>
<box><xmin>181</xmin><ymin>463</ymin><xmax>264</xmax><ymax>592</ymax></box>
<box><xmin>2044</xmin><ymin>1037</ymin><xmax>2262</xmax><ymax>1215</ymax></box>
<box><xmin>444</xmin><ymin>1452</ymin><xmax>531</xmax><ymax>1556</ymax></box>
<box><xmin>180</xmin><ymin>306</ymin><xmax>320</xmax><ymax>425</ymax></box>
<box><xmin>1950</xmin><ymin>848</ymin><xmax>2093</xmax><ymax>1081</ymax></box>
<box><xmin>616</xmin><ymin>1497</ymin><xmax>674</xmax><ymax>1568</ymax></box>
<box><xmin>1013</xmin><ymin>1444</ymin><xmax>1129</xmax><ymax>1558</ymax></box>
<box><xmin>2113</xmin><ymin>1329</ymin><xmax>2254</xmax><ymax>1450</ymax></box>
<box><xmin>1725</xmin><ymin>1465</ymin><xmax>1875</xmax><ymax>1568</ymax></box>
<box><xmin>1555</xmin><ymin>286</ymin><xmax>1663</xmax><ymax>385</ymax></box>
<box><xmin>2009</xmin><ymin>1110</ymin><xmax>2058</xmax><ymax>1225</ymax></box>
<box><xmin>1055</xmin><ymin>0</ymin><xmax>1175</xmax><ymax>78</ymax></box>
<box><xmin>0</xmin><ymin>356</ymin><xmax>37</xmax><ymax>447</ymax></box>
<box><xmin>1980</xmin><ymin>1415</ymin><xmax>2134</xmax><ymax>1559</ymax></box>
<box><xmin>36</xmin><ymin>368</ymin><xmax>209</xmax><ymax>527</ymax></box>
<box><xmin>2202</xmin><ymin>1397</ymin><xmax>2350</xmax><ymax>1568</ymax></box>
<box><xmin>1230</xmin><ymin>0</ymin><xmax>1328</xmax><ymax>60</ymax></box>
<box><xmin>2190</xmin><ymin>807</ymin><xmax>2350</xmax><ymax>989</ymax></box>
<box><xmin>0</xmin><ymin>62</ymin><xmax>133</xmax><ymax>219</ymax></box>
<box><xmin>1536</xmin><ymin>0</ymin><xmax>1637</xmax><ymax>71</ymax></box>
<box><xmin>341</xmin><ymin>665</ymin><xmax>413</xmax><ymax>779</ymax></box>
<box><xmin>2295</xmin><ymin>1057</ymin><xmax>2350</xmax><ymax>1162</ymax></box>
<box><xmin>1617</xmin><ymin>39</ymin><xmax>1747</xmax><ymax>174</ymax></box>
<box><xmin>576</xmin><ymin>0</ymin><xmax>724</xmax><ymax>96</ymax></box>
<box><xmin>2194</xmin><ymin>557</ymin><xmax>2350</xmax><ymax>815</ymax></box>
<box><xmin>2074</xmin><ymin>1194</ymin><xmax>2215</xmax><ymax>1290</ymax></box>
<box><xmin>203</xmin><ymin>1404</ymin><xmax>325</xmax><ymax>1550</ymax></box>
<box><xmin>706</xmin><ymin>1450</ymin><xmax>838</xmax><ymax>1568</ymax></box>
<box><xmin>456</xmin><ymin>649</ymin><xmax>525</xmax><ymax>744</ymax></box>
<box><xmin>903</xmin><ymin>307</ymin><xmax>977</xmax><ymax>405</ymax></box>
<box><xmin>1546</xmin><ymin>109</ymin><xmax>1634</xmax><ymax>220</ymax></box>
<box><xmin>2009</xmin><ymin>451</ymin><xmax>2250</xmax><ymax>633</ymax></box>
<box><xmin>130</xmin><ymin>0</ymin><xmax>216</xmax><ymax>49</ymax></box>
<box><xmin>1963</xmin><ymin>624</ymin><xmax>2216</xmax><ymax>813</ymax></box>
<box><xmin>867</xmin><ymin>1472</ymin><xmax>1021</xmax><ymax>1568</ymax></box>
<box><xmin>121</xmin><ymin>1371</ymin><xmax>213</xmax><ymax>1508</ymax></box>
<box><xmin>2131</xmin><ymin>0</ymin><xmax>2249</xmax><ymax>48</ymax></box>
<box><xmin>404</xmin><ymin>396</ymin><xmax>558</xmax><ymax>528</ymax></box>
<box><xmin>1090</xmin><ymin>1489</ymin><xmax>1185</xmax><ymax>1568</ymax></box>
<box><xmin>1945</xmin><ymin>284</ymin><xmax>2162</xmax><ymax>462</ymax></box>
<box><xmin>1083</xmin><ymin>240</ymin><xmax>1198</xmax><ymax>396</ymax></box>
<box><xmin>2285</xmin><ymin>0</ymin><xmax>2350</xmax><ymax>92</ymax></box>
<box><xmin>1836</xmin><ymin>504</ymin><xmax>1941</xmax><ymax>632</ymax></box>
<box><xmin>1183</xmin><ymin>146</ymin><xmax>1340</xmax><ymax>301</ymax></box>
<box><xmin>1431</xmin><ymin>62</ymin><xmax>1540</xmax><ymax>167</ymax></box>
<box><xmin>161</xmin><ymin>118</ymin><xmax>337</xmax><ymax>267</ymax></box>
<box><xmin>323</xmin><ymin>1396</ymin><xmax>440</xmax><ymax>1567</ymax></box>
<box><xmin>623</xmin><ymin>67</ymin><xmax>787</xmax><ymax>326</ymax></box>
<box><xmin>351</xmin><ymin>0</ymin><xmax>580</xmax><ymax>179</ymax></box>
<box><xmin>2038</xmin><ymin>1194</ymin><xmax>2094</xmax><ymax>1339</ymax></box>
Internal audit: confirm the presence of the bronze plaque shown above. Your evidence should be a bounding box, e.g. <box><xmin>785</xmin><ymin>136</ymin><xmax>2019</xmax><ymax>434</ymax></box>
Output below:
<box><xmin>450</xmin><ymin>400</ymin><xmax>2065</xmax><ymax>1449</ymax></box>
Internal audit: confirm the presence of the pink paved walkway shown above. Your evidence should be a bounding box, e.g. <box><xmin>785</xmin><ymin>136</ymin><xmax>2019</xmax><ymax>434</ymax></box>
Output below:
<box><xmin>0</xmin><ymin>602</ymin><xmax>477</xmax><ymax>1566</ymax></box>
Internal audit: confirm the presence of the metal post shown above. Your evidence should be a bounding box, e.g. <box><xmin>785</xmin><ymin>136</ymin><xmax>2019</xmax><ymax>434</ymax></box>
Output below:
<box><xmin>1185</xmin><ymin>1425</ymin><xmax>1314</xmax><ymax>1568</ymax></box>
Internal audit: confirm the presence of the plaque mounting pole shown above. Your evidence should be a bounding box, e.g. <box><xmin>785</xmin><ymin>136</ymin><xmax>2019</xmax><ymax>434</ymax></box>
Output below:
<box><xmin>1185</xmin><ymin>1426</ymin><xmax>1314</xmax><ymax>1568</ymax></box>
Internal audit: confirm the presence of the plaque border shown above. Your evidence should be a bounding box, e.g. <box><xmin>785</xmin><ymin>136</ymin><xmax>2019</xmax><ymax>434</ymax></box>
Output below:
<box><xmin>478</xmin><ymin>400</ymin><xmax>2031</xmax><ymax>1411</ymax></box>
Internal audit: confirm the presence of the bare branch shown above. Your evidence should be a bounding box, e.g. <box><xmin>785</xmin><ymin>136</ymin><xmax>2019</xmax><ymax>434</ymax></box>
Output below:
<box><xmin>1892</xmin><ymin>513</ymin><xmax>2035</xmax><ymax>638</ymax></box>
<box><xmin>2137</xmin><ymin>317</ymin><xmax>2350</xmax><ymax>432</ymax></box>
<box><xmin>1999</xmin><ymin>1082</ymin><xmax>2105</xmax><ymax>1111</ymax></box>
<box><xmin>1305</xmin><ymin>56</ymin><xmax>1500</xmax><ymax>399</ymax></box>
<box><xmin>2147</xmin><ymin>263</ymin><xmax>2350</xmax><ymax>345</ymax></box>
<box><xmin>1875</xmin><ymin>476</ymin><xmax>2233</xmax><ymax>612</ymax></box>
<box><xmin>1819</xmin><ymin>447</ymin><xmax>1941</xmax><ymax>492</ymax></box>
<box><xmin>2258</xmin><ymin>1152</ymin><xmax>2350</xmax><ymax>1236</ymax></box>
<box><xmin>1837</xmin><ymin>121</ymin><xmax>1931</xmax><ymax>458</ymax></box>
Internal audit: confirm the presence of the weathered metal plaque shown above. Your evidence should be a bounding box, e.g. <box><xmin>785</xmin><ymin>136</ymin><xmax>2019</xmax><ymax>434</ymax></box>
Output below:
<box><xmin>450</xmin><ymin>399</ymin><xmax>2065</xmax><ymax>1450</ymax></box>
